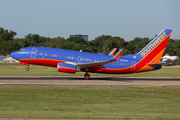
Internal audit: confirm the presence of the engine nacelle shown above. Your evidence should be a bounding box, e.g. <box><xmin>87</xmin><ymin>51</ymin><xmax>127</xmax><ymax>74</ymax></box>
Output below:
<box><xmin>57</xmin><ymin>63</ymin><xmax>76</xmax><ymax>74</ymax></box>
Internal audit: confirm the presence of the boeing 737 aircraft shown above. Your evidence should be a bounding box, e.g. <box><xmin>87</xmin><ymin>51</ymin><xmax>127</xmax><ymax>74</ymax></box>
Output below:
<box><xmin>10</xmin><ymin>29</ymin><xmax>172</xmax><ymax>79</ymax></box>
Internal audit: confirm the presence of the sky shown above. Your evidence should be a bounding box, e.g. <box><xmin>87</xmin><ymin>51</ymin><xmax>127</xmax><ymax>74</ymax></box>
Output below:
<box><xmin>0</xmin><ymin>0</ymin><xmax>180</xmax><ymax>41</ymax></box>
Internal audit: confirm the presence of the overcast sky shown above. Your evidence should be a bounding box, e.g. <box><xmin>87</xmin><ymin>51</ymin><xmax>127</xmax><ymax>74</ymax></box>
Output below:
<box><xmin>0</xmin><ymin>0</ymin><xmax>179</xmax><ymax>41</ymax></box>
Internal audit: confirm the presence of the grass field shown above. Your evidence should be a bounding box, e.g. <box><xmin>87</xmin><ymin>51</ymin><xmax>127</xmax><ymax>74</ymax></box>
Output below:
<box><xmin>0</xmin><ymin>63</ymin><xmax>180</xmax><ymax>77</ymax></box>
<box><xmin>0</xmin><ymin>87</ymin><xmax>180</xmax><ymax>119</ymax></box>
<box><xmin>0</xmin><ymin>63</ymin><xmax>180</xmax><ymax>119</ymax></box>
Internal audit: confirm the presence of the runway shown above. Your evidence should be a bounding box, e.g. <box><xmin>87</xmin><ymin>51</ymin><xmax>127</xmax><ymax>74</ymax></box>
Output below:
<box><xmin>0</xmin><ymin>76</ymin><xmax>180</xmax><ymax>87</ymax></box>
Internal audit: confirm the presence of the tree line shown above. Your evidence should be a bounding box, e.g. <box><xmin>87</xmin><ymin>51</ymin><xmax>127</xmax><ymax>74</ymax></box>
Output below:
<box><xmin>0</xmin><ymin>27</ymin><xmax>180</xmax><ymax>57</ymax></box>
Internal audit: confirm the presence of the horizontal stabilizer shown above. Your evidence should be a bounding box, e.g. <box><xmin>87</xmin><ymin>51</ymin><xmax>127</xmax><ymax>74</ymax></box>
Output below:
<box><xmin>147</xmin><ymin>62</ymin><xmax>166</xmax><ymax>66</ymax></box>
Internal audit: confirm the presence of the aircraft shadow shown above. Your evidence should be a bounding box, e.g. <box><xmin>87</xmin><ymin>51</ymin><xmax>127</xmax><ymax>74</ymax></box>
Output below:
<box><xmin>0</xmin><ymin>76</ymin><xmax>180</xmax><ymax>81</ymax></box>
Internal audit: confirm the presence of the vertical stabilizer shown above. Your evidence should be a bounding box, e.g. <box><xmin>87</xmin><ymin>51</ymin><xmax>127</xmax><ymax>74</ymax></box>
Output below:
<box><xmin>138</xmin><ymin>29</ymin><xmax>172</xmax><ymax>62</ymax></box>
<box><xmin>135</xmin><ymin>29</ymin><xmax>172</xmax><ymax>72</ymax></box>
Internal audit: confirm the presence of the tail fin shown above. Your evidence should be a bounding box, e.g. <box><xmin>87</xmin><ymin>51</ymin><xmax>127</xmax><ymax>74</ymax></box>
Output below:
<box><xmin>138</xmin><ymin>29</ymin><xmax>172</xmax><ymax>63</ymax></box>
<box><xmin>135</xmin><ymin>29</ymin><xmax>172</xmax><ymax>72</ymax></box>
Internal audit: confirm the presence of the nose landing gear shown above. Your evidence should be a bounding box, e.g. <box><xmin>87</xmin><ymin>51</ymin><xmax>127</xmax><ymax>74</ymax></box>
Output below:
<box><xmin>26</xmin><ymin>66</ymin><xmax>30</xmax><ymax>71</ymax></box>
<box><xmin>20</xmin><ymin>62</ymin><xmax>30</xmax><ymax>71</ymax></box>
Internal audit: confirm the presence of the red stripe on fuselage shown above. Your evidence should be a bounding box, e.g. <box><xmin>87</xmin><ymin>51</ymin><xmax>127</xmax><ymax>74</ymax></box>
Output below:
<box><xmin>19</xmin><ymin>59</ymin><xmax>65</xmax><ymax>67</ymax></box>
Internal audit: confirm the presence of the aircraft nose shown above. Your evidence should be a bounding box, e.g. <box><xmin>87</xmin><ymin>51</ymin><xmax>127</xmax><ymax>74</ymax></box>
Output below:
<box><xmin>10</xmin><ymin>52</ymin><xmax>15</xmax><ymax>58</ymax></box>
<box><xmin>10</xmin><ymin>51</ymin><xmax>17</xmax><ymax>59</ymax></box>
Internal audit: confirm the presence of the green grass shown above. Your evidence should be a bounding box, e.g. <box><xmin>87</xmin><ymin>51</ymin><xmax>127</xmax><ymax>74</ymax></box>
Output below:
<box><xmin>0</xmin><ymin>63</ymin><xmax>180</xmax><ymax>119</ymax></box>
<box><xmin>0</xmin><ymin>63</ymin><xmax>180</xmax><ymax>77</ymax></box>
<box><xmin>0</xmin><ymin>87</ymin><xmax>180</xmax><ymax>119</ymax></box>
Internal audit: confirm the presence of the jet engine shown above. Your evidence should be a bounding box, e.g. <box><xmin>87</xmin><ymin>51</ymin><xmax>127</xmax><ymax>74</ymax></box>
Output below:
<box><xmin>57</xmin><ymin>63</ymin><xmax>76</xmax><ymax>74</ymax></box>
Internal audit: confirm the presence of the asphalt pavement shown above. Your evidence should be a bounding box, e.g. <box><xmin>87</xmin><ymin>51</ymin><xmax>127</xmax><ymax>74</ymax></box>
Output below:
<box><xmin>0</xmin><ymin>76</ymin><xmax>180</xmax><ymax>87</ymax></box>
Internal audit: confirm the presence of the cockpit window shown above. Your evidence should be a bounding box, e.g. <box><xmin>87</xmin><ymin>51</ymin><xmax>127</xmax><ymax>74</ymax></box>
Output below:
<box><xmin>19</xmin><ymin>50</ymin><xmax>26</xmax><ymax>52</ymax></box>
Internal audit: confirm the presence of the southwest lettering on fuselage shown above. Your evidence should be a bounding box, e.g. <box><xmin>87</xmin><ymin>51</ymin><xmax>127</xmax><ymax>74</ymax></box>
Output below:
<box><xmin>141</xmin><ymin>32</ymin><xmax>167</xmax><ymax>57</ymax></box>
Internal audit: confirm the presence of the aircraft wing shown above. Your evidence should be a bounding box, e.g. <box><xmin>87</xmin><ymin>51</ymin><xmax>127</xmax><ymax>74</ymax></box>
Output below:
<box><xmin>147</xmin><ymin>62</ymin><xmax>166</xmax><ymax>66</ymax></box>
<box><xmin>76</xmin><ymin>49</ymin><xmax>123</xmax><ymax>68</ymax></box>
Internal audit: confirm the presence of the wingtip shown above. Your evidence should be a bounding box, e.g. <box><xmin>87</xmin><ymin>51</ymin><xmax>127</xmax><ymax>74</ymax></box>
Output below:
<box><xmin>112</xmin><ymin>48</ymin><xmax>123</xmax><ymax>61</ymax></box>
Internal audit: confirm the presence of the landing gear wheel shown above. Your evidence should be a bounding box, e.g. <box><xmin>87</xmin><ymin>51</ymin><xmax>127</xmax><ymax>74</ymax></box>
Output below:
<box><xmin>26</xmin><ymin>67</ymin><xmax>30</xmax><ymax>71</ymax></box>
<box><xmin>84</xmin><ymin>73</ymin><xmax>90</xmax><ymax>80</ymax></box>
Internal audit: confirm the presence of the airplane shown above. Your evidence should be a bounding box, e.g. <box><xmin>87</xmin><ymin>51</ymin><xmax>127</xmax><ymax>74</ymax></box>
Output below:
<box><xmin>162</xmin><ymin>54</ymin><xmax>178</xmax><ymax>62</ymax></box>
<box><xmin>10</xmin><ymin>29</ymin><xmax>172</xmax><ymax>79</ymax></box>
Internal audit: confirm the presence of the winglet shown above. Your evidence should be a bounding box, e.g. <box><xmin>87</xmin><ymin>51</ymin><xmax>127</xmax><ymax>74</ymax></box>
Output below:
<box><xmin>111</xmin><ymin>48</ymin><xmax>123</xmax><ymax>61</ymax></box>
<box><xmin>109</xmin><ymin>48</ymin><xmax>117</xmax><ymax>56</ymax></box>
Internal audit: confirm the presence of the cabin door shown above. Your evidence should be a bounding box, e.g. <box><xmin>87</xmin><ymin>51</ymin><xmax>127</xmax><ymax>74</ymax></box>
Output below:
<box><xmin>31</xmin><ymin>48</ymin><xmax>37</xmax><ymax>58</ymax></box>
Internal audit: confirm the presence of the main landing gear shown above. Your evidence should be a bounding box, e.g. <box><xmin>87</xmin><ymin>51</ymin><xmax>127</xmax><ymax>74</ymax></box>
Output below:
<box><xmin>26</xmin><ymin>66</ymin><xmax>30</xmax><ymax>71</ymax></box>
<box><xmin>84</xmin><ymin>72</ymin><xmax>90</xmax><ymax>80</ymax></box>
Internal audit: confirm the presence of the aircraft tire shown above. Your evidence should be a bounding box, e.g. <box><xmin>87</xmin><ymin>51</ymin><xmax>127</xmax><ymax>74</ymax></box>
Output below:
<box><xmin>26</xmin><ymin>67</ymin><xmax>30</xmax><ymax>71</ymax></box>
<box><xmin>84</xmin><ymin>73</ymin><xmax>90</xmax><ymax>80</ymax></box>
